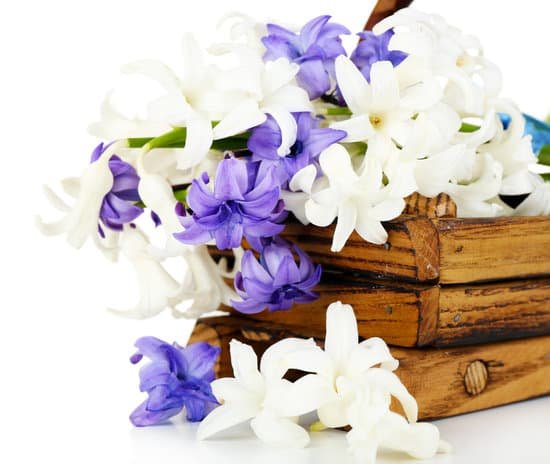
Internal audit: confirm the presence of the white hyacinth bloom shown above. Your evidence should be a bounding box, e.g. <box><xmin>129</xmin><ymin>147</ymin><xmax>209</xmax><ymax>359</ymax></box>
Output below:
<box><xmin>515</xmin><ymin>175</ymin><xmax>550</xmax><ymax>216</ymax></box>
<box><xmin>37</xmin><ymin>141</ymin><xmax>125</xmax><ymax>249</ymax></box>
<box><xmin>304</xmin><ymin>144</ymin><xmax>407</xmax><ymax>250</ymax></box>
<box><xmin>331</xmin><ymin>55</ymin><xmax>440</xmax><ymax>146</ymax></box>
<box><xmin>197</xmin><ymin>338</ymin><xmax>331</xmax><ymax>448</ymax></box>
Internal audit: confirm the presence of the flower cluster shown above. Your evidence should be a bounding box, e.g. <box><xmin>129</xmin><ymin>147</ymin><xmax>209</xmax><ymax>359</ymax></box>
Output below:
<box><xmin>196</xmin><ymin>302</ymin><xmax>450</xmax><ymax>461</ymax></box>
<box><xmin>39</xmin><ymin>9</ymin><xmax>550</xmax><ymax>318</ymax></box>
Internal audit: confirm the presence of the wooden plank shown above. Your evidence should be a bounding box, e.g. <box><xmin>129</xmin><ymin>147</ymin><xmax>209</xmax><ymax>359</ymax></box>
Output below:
<box><xmin>226</xmin><ymin>278</ymin><xmax>436</xmax><ymax>347</ymax></box>
<box><xmin>225</xmin><ymin>276</ymin><xmax>550</xmax><ymax>348</ymax></box>
<box><xmin>436</xmin><ymin>216</ymin><xmax>550</xmax><ymax>284</ymax></box>
<box><xmin>281</xmin><ymin>217</ymin><xmax>440</xmax><ymax>282</ymax></box>
<box><xmin>189</xmin><ymin>316</ymin><xmax>550</xmax><ymax>420</ymax></box>
<box><xmin>280</xmin><ymin>216</ymin><xmax>550</xmax><ymax>284</ymax></box>
<box><xmin>436</xmin><ymin>278</ymin><xmax>550</xmax><ymax>346</ymax></box>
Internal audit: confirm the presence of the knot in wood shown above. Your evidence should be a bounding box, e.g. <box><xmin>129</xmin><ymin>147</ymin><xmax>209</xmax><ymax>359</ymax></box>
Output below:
<box><xmin>464</xmin><ymin>360</ymin><xmax>488</xmax><ymax>396</ymax></box>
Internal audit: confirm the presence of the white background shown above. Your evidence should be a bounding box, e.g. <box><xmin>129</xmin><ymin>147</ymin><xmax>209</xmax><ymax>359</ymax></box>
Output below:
<box><xmin>1</xmin><ymin>0</ymin><xmax>550</xmax><ymax>463</ymax></box>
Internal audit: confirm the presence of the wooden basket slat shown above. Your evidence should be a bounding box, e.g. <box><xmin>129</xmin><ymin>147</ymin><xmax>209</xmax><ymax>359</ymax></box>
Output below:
<box><xmin>223</xmin><ymin>276</ymin><xmax>550</xmax><ymax>347</ymax></box>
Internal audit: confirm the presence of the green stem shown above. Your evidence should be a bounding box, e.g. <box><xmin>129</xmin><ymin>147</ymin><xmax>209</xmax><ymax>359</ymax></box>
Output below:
<box><xmin>324</xmin><ymin>107</ymin><xmax>353</xmax><ymax>116</ymax></box>
<box><xmin>459</xmin><ymin>122</ymin><xmax>480</xmax><ymax>133</ymax></box>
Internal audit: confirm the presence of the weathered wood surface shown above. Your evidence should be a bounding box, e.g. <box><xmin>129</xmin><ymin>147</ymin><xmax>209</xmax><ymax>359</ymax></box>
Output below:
<box><xmin>403</xmin><ymin>193</ymin><xmax>457</xmax><ymax>218</ymax></box>
<box><xmin>189</xmin><ymin>316</ymin><xmax>550</xmax><ymax>420</ymax></box>
<box><xmin>224</xmin><ymin>276</ymin><xmax>550</xmax><ymax>347</ymax></box>
<box><xmin>280</xmin><ymin>216</ymin><xmax>550</xmax><ymax>285</ymax></box>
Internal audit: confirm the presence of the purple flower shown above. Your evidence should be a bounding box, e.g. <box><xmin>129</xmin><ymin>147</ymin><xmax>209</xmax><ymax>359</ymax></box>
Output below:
<box><xmin>232</xmin><ymin>238</ymin><xmax>321</xmax><ymax>314</ymax></box>
<box><xmin>174</xmin><ymin>157</ymin><xmax>287</xmax><ymax>250</ymax></box>
<box><xmin>350</xmin><ymin>30</ymin><xmax>407</xmax><ymax>81</ymax></box>
<box><xmin>130</xmin><ymin>337</ymin><xmax>220</xmax><ymax>426</ymax></box>
<box><xmin>262</xmin><ymin>15</ymin><xmax>349</xmax><ymax>99</ymax></box>
<box><xmin>90</xmin><ymin>142</ymin><xmax>142</xmax><ymax>236</ymax></box>
<box><xmin>248</xmin><ymin>112</ymin><xmax>347</xmax><ymax>185</ymax></box>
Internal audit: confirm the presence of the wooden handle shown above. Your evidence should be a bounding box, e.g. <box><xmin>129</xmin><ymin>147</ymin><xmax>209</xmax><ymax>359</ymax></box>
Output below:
<box><xmin>364</xmin><ymin>0</ymin><xmax>414</xmax><ymax>30</ymax></box>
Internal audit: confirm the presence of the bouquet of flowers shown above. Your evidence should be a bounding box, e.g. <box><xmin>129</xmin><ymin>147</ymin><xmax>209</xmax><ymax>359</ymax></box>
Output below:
<box><xmin>38</xmin><ymin>6</ymin><xmax>550</xmax><ymax>462</ymax></box>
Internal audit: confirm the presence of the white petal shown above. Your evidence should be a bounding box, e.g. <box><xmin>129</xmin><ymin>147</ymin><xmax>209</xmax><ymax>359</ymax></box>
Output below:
<box><xmin>332</xmin><ymin>201</ymin><xmax>357</xmax><ymax>252</ymax></box>
<box><xmin>330</xmin><ymin>115</ymin><xmax>374</xmax><ymax>143</ymax></box>
<box><xmin>197</xmin><ymin>402</ymin><xmax>258</xmax><ymax>441</ymax></box>
<box><xmin>354</xmin><ymin>217</ymin><xmax>388</xmax><ymax>245</ymax></box>
<box><xmin>335</xmin><ymin>55</ymin><xmax>371</xmax><ymax>114</ymax></box>
<box><xmin>265</xmin><ymin>107</ymin><xmax>297</xmax><ymax>156</ymax></box>
<box><xmin>122</xmin><ymin>59</ymin><xmax>180</xmax><ymax>94</ymax></box>
<box><xmin>280</xmin><ymin>191</ymin><xmax>310</xmax><ymax>224</ymax></box>
<box><xmin>363</xmin><ymin>369</ymin><xmax>418</xmax><ymax>423</ymax></box>
<box><xmin>260</xmin><ymin>338</ymin><xmax>317</xmax><ymax>382</ymax></box>
<box><xmin>319</xmin><ymin>144</ymin><xmax>357</xmax><ymax>182</ymax></box>
<box><xmin>250</xmin><ymin>413</ymin><xmax>310</xmax><ymax>448</ymax></box>
<box><xmin>348</xmin><ymin>337</ymin><xmax>399</xmax><ymax>375</ymax></box>
<box><xmin>229</xmin><ymin>339</ymin><xmax>264</xmax><ymax>393</ymax></box>
<box><xmin>378</xmin><ymin>411</ymin><xmax>443</xmax><ymax>460</ymax></box>
<box><xmin>369</xmin><ymin>61</ymin><xmax>400</xmax><ymax>113</ymax></box>
<box><xmin>176</xmin><ymin>113</ymin><xmax>213</xmax><ymax>170</ymax></box>
<box><xmin>263</xmin><ymin>85</ymin><xmax>312</xmax><ymax>113</ymax></box>
<box><xmin>137</xmin><ymin>173</ymin><xmax>180</xmax><ymax>234</ymax></box>
<box><xmin>212</xmin><ymin>98</ymin><xmax>266</xmax><ymax>139</ymax></box>
<box><xmin>400</xmin><ymin>77</ymin><xmax>442</xmax><ymax>110</ymax></box>
<box><xmin>211</xmin><ymin>377</ymin><xmax>250</xmax><ymax>403</ymax></box>
<box><xmin>305</xmin><ymin>197</ymin><xmax>337</xmax><ymax>227</ymax></box>
<box><xmin>277</xmin><ymin>374</ymin><xmax>337</xmax><ymax>417</ymax></box>
<box><xmin>289</xmin><ymin>165</ymin><xmax>317</xmax><ymax>194</ymax></box>
<box><xmin>325</xmin><ymin>301</ymin><xmax>358</xmax><ymax>366</ymax></box>
<box><xmin>262</xmin><ymin>58</ymin><xmax>299</xmax><ymax>95</ymax></box>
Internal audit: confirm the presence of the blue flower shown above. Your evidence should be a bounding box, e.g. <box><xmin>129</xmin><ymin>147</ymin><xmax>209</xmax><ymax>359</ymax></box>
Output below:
<box><xmin>130</xmin><ymin>337</ymin><xmax>220</xmax><ymax>426</ymax></box>
<box><xmin>90</xmin><ymin>142</ymin><xmax>143</xmax><ymax>236</ymax></box>
<box><xmin>248</xmin><ymin>112</ymin><xmax>347</xmax><ymax>186</ymax></box>
<box><xmin>232</xmin><ymin>237</ymin><xmax>321</xmax><ymax>314</ymax></box>
<box><xmin>174</xmin><ymin>157</ymin><xmax>287</xmax><ymax>250</ymax></box>
<box><xmin>262</xmin><ymin>15</ymin><xmax>350</xmax><ymax>99</ymax></box>
<box><xmin>350</xmin><ymin>29</ymin><xmax>407</xmax><ymax>81</ymax></box>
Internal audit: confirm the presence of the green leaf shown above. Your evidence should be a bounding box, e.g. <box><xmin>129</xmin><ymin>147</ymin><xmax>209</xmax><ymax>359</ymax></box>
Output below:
<box><xmin>459</xmin><ymin>122</ymin><xmax>480</xmax><ymax>133</ymax></box>
<box><xmin>538</xmin><ymin>145</ymin><xmax>550</xmax><ymax>166</ymax></box>
<box><xmin>173</xmin><ymin>188</ymin><xmax>188</xmax><ymax>204</ymax></box>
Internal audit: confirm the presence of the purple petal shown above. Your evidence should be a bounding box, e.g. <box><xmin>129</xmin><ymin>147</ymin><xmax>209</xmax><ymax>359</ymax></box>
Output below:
<box><xmin>214</xmin><ymin>158</ymin><xmax>248</xmax><ymax>200</ymax></box>
<box><xmin>173</xmin><ymin>223</ymin><xmax>212</xmax><ymax>245</ymax></box>
<box><xmin>303</xmin><ymin>127</ymin><xmax>347</xmax><ymax>158</ymax></box>
<box><xmin>299</xmin><ymin>15</ymin><xmax>331</xmax><ymax>50</ymax></box>
<box><xmin>262</xmin><ymin>36</ymin><xmax>299</xmax><ymax>62</ymax></box>
<box><xmin>241</xmin><ymin>250</ymin><xmax>273</xmax><ymax>283</ymax></box>
<box><xmin>130</xmin><ymin>400</ymin><xmax>182</xmax><ymax>427</ymax></box>
<box><xmin>231</xmin><ymin>297</ymin><xmax>267</xmax><ymax>314</ymax></box>
<box><xmin>182</xmin><ymin>342</ymin><xmax>221</xmax><ymax>382</ymax></box>
<box><xmin>272</xmin><ymin>255</ymin><xmax>301</xmax><ymax>287</ymax></box>
<box><xmin>297</xmin><ymin>59</ymin><xmax>331</xmax><ymax>99</ymax></box>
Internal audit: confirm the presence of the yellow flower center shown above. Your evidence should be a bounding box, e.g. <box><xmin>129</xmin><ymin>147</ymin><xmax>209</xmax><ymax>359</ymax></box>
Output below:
<box><xmin>369</xmin><ymin>114</ymin><xmax>383</xmax><ymax>128</ymax></box>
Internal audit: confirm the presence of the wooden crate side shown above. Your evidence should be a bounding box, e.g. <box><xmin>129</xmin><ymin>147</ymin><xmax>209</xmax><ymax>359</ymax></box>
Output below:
<box><xmin>190</xmin><ymin>316</ymin><xmax>550</xmax><ymax>420</ymax></box>
<box><xmin>225</xmin><ymin>280</ymin><xmax>435</xmax><ymax>347</ymax></box>
<box><xmin>281</xmin><ymin>217</ymin><xmax>440</xmax><ymax>282</ymax></box>
<box><xmin>436</xmin><ymin>216</ymin><xmax>550</xmax><ymax>284</ymax></box>
<box><xmin>436</xmin><ymin>278</ymin><xmax>550</xmax><ymax>346</ymax></box>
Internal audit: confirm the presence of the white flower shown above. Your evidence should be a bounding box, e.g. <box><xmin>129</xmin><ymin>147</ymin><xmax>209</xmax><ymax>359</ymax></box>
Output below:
<box><xmin>303</xmin><ymin>144</ymin><xmax>407</xmax><ymax>250</ymax></box>
<box><xmin>284</xmin><ymin>301</ymin><xmax>449</xmax><ymax>462</ymax></box>
<box><xmin>197</xmin><ymin>338</ymin><xmax>330</xmax><ymax>448</ymax></box>
<box><xmin>210</xmin><ymin>48</ymin><xmax>312</xmax><ymax>155</ymax></box>
<box><xmin>478</xmin><ymin>101</ymin><xmax>539</xmax><ymax>195</ymax></box>
<box><xmin>37</xmin><ymin>141</ymin><xmax>125</xmax><ymax>249</ymax></box>
<box><xmin>374</xmin><ymin>8</ymin><xmax>501</xmax><ymax>115</ymax></box>
<box><xmin>331</xmin><ymin>55</ymin><xmax>441</xmax><ymax>146</ymax></box>
<box><xmin>515</xmin><ymin>175</ymin><xmax>550</xmax><ymax>216</ymax></box>
<box><xmin>445</xmin><ymin>153</ymin><xmax>504</xmax><ymax>217</ymax></box>
<box><xmin>109</xmin><ymin>225</ymin><xmax>184</xmax><ymax>319</ymax></box>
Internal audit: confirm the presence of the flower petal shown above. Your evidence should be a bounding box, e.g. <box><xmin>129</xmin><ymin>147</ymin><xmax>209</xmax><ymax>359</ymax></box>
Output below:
<box><xmin>197</xmin><ymin>403</ymin><xmax>258</xmax><ymax>440</ymax></box>
<box><xmin>335</xmin><ymin>55</ymin><xmax>371</xmax><ymax>115</ymax></box>
<box><xmin>229</xmin><ymin>339</ymin><xmax>264</xmax><ymax>392</ymax></box>
<box><xmin>250</xmin><ymin>413</ymin><xmax>310</xmax><ymax>448</ymax></box>
<box><xmin>324</xmin><ymin>301</ymin><xmax>358</xmax><ymax>367</ymax></box>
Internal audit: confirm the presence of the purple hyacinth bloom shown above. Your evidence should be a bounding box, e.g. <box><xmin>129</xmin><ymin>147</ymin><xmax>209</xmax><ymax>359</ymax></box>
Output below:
<box><xmin>232</xmin><ymin>238</ymin><xmax>321</xmax><ymax>314</ymax></box>
<box><xmin>130</xmin><ymin>337</ymin><xmax>220</xmax><ymax>426</ymax></box>
<box><xmin>90</xmin><ymin>142</ymin><xmax>142</xmax><ymax>235</ymax></box>
<box><xmin>174</xmin><ymin>157</ymin><xmax>287</xmax><ymax>250</ymax></box>
<box><xmin>248</xmin><ymin>112</ymin><xmax>347</xmax><ymax>185</ymax></box>
<box><xmin>350</xmin><ymin>29</ymin><xmax>407</xmax><ymax>81</ymax></box>
<box><xmin>262</xmin><ymin>15</ymin><xmax>350</xmax><ymax>99</ymax></box>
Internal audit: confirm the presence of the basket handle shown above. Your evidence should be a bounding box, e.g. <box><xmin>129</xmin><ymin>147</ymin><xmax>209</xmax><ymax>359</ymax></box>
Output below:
<box><xmin>364</xmin><ymin>0</ymin><xmax>413</xmax><ymax>30</ymax></box>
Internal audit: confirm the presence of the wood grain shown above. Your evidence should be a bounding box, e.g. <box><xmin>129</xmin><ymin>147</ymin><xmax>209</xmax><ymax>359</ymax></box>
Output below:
<box><xmin>281</xmin><ymin>217</ymin><xmax>440</xmax><ymax>282</ymax></box>
<box><xmin>436</xmin><ymin>216</ymin><xmax>550</xmax><ymax>284</ymax></box>
<box><xmin>190</xmin><ymin>316</ymin><xmax>550</xmax><ymax>420</ymax></box>
<box><xmin>225</xmin><ymin>276</ymin><xmax>550</xmax><ymax>347</ymax></box>
<box><xmin>279</xmin><ymin>216</ymin><xmax>550</xmax><ymax>284</ymax></box>
<box><xmin>403</xmin><ymin>193</ymin><xmax>457</xmax><ymax>218</ymax></box>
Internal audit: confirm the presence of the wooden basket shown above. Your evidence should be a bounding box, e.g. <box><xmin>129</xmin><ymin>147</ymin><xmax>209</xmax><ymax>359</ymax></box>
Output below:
<box><xmin>192</xmin><ymin>1</ymin><xmax>550</xmax><ymax>420</ymax></box>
